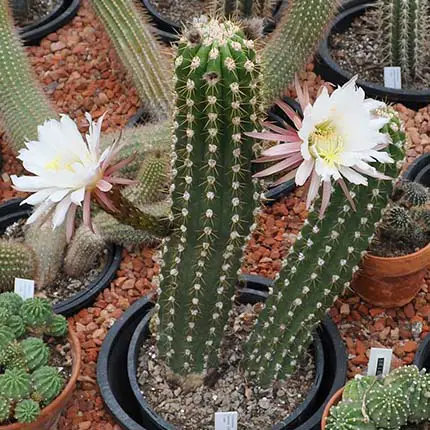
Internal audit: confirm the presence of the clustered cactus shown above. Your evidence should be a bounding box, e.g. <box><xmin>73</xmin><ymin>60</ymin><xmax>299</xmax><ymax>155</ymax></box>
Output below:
<box><xmin>374</xmin><ymin>0</ymin><xmax>430</xmax><ymax>84</ymax></box>
<box><xmin>208</xmin><ymin>0</ymin><xmax>279</xmax><ymax>19</ymax></box>
<box><xmin>370</xmin><ymin>180</ymin><xmax>430</xmax><ymax>257</ymax></box>
<box><xmin>326</xmin><ymin>366</ymin><xmax>430</xmax><ymax>430</ymax></box>
<box><xmin>0</xmin><ymin>293</ymin><xmax>67</xmax><ymax>425</ymax></box>
<box><xmin>155</xmin><ymin>16</ymin><xmax>265</xmax><ymax>374</ymax></box>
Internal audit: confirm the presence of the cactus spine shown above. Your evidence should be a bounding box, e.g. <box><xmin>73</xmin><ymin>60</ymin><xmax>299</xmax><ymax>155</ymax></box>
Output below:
<box><xmin>245</xmin><ymin>110</ymin><xmax>406</xmax><ymax>385</ymax></box>
<box><xmin>156</xmin><ymin>17</ymin><xmax>264</xmax><ymax>375</ymax></box>
<box><xmin>209</xmin><ymin>0</ymin><xmax>278</xmax><ymax>19</ymax></box>
<box><xmin>376</xmin><ymin>0</ymin><xmax>430</xmax><ymax>82</ymax></box>
<box><xmin>90</xmin><ymin>0</ymin><xmax>172</xmax><ymax>119</ymax></box>
<box><xmin>262</xmin><ymin>0</ymin><xmax>339</xmax><ymax>102</ymax></box>
<box><xmin>0</xmin><ymin>241</ymin><xmax>37</xmax><ymax>292</ymax></box>
<box><xmin>0</xmin><ymin>0</ymin><xmax>57</xmax><ymax>152</ymax></box>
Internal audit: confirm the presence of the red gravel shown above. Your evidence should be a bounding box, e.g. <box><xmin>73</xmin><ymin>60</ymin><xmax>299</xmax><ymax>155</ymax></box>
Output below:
<box><xmin>0</xmin><ymin>2</ymin><xmax>429</xmax><ymax>428</ymax></box>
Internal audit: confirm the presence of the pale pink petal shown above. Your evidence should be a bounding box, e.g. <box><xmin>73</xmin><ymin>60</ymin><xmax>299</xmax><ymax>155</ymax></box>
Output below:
<box><xmin>276</xmin><ymin>100</ymin><xmax>302</xmax><ymax>129</ymax></box>
<box><xmin>97</xmin><ymin>179</ymin><xmax>113</xmax><ymax>192</ymax></box>
<box><xmin>104</xmin><ymin>177</ymin><xmax>138</xmax><ymax>185</ymax></box>
<box><xmin>295</xmin><ymin>75</ymin><xmax>310</xmax><ymax>111</ymax></box>
<box><xmin>104</xmin><ymin>153</ymin><xmax>136</xmax><ymax>176</ymax></box>
<box><xmin>245</xmin><ymin>131</ymin><xmax>300</xmax><ymax>143</ymax></box>
<box><xmin>272</xmin><ymin>168</ymin><xmax>298</xmax><ymax>186</ymax></box>
<box><xmin>83</xmin><ymin>191</ymin><xmax>92</xmax><ymax>229</ymax></box>
<box><xmin>306</xmin><ymin>170</ymin><xmax>321</xmax><ymax>208</ymax></box>
<box><xmin>319</xmin><ymin>180</ymin><xmax>332</xmax><ymax>219</ymax></box>
<box><xmin>253</xmin><ymin>153</ymin><xmax>303</xmax><ymax>178</ymax></box>
<box><xmin>66</xmin><ymin>204</ymin><xmax>77</xmax><ymax>242</ymax></box>
<box><xmin>94</xmin><ymin>188</ymin><xmax>118</xmax><ymax>213</ymax></box>
<box><xmin>260</xmin><ymin>121</ymin><xmax>291</xmax><ymax>134</ymax></box>
<box><xmin>254</xmin><ymin>154</ymin><xmax>295</xmax><ymax>164</ymax></box>
<box><xmin>261</xmin><ymin>142</ymin><xmax>302</xmax><ymax>156</ymax></box>
<box><xmin>337</xmin><ymin>178</ymin><xmax>357</xmax><ymax>211</ymax></box>
<box><xmin>295</xmin><ymin>159</ymin><xmax>314</xmax><ymax>186</ymax></box>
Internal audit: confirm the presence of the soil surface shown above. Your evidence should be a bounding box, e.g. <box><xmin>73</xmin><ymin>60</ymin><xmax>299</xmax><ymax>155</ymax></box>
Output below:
<box><xmin>329</xmin><ymin>11</ymin><xmax>430</xmax><ymax>91</ymax></box>
<box><xmin>13</xmin><ymin>0</ymin><xmax>62</xmax><ymax>27</ymax></box>
<box><xmin>148</xmin><ymin>0</ymin><xmax>208</xmax><ymax>26</ymax></box>
<box><xmin>137</xmin><ymin>303</ymin><xmax>315</xmax><ymax>429</ymax></box>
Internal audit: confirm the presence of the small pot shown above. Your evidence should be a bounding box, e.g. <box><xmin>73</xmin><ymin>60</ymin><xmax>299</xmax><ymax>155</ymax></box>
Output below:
<box><xmin>320</xmin><ymin>388</ymin><xmax>343</xmax><ymax>430</ymax></box>
<box><xmin>0</xmin><ymin>325</ymin><xmax>81</xmax><ymax>430</ymax></box>
<box><xmin>19</xmin><ymin>0</ymin><xmax>81</xmax><ymax>46</ymax></box>
<box><xmin>315</xmin><ymin>1</ymin><xmax>430</xmax><ymax>110</ymax></box>
<box><xmin>352</xmin><ymin>243</ymin><xmax>430</xmax><ymax>308</ymax></box>
<box><xmin>0</xmin><ymin>198</ymin><xmax>122</xmax><ymax>317</ymax></box>
<box><xmin>140</xmin><ymin>0</ymin><xmax>287</xmax><ymax>44</ymax></box>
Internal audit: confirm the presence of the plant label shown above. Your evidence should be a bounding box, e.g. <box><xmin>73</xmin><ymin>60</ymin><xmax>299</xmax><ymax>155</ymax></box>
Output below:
<box><xmin>14</xmin><ymin>278</ymin><xmax>35</xmax><ymax>300</ymax></box>
<box><xmin>215</xmin><ymin>412</ymin><xmax>238</xmax><ymax>430</ymax></box>
<box><xmin>367</xmin><ymin>348</ymin><xmax>393</xmax><ymax>377</ymax></box>
<box><xmin>384</xmin><ymin>67</ymin><xmax>402</xmax><ymax>89</ymax></box>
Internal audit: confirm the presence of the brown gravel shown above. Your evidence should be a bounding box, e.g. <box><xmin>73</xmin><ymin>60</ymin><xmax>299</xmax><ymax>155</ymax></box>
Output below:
<box><xmin>0</xmin><ymin>2</ymin><xmax>429</xmax><ymax>428</ymax></box>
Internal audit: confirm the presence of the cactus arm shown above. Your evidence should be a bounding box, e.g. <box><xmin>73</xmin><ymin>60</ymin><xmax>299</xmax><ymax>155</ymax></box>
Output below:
<box><xmin>262</xmin><ymin>0</ymin><xmax>339</xmax><ymax>103</ymax></box>
<box><xmin>90</xmin><ymin>0</ymin><xmax>172</xmax><ymax>119</ymax></box>
<box><xmin>0</xmin><ymin>0</ymin><xmax>57</xmax><ymax>152</ymax></box>
<box><xmin>245</xmin><ymin>112</ymin><xmax>406</xmax><ymax>386</ymax></box>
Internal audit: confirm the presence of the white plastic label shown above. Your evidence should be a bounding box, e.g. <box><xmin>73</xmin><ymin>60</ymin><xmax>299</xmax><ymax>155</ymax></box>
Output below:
<box><xmin>215</xmin><ymin>412</ymin><xmax>238</xmax><ymax>430</ymax></box>
<box><xmin>367</xmin><ymin>348</ymin><xmax>393</xmax><ymax>377</ymax></box>
<box><xmin>384</xmin><ymin>67</ymin><xmax>402</xmax><ymax>89</ymax></box>
<box><xmin>14</xmin><ymin>278</ymin><xmax>35</xmax><ymax>300</ymax></box>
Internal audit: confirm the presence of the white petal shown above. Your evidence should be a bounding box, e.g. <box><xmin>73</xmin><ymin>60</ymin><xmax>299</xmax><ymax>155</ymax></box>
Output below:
<box><xmin>21</xmin><ymin>189</ymin><xmax>53</xmax><ymax>206</ymax></box>
<box><xmin>339</xmin><ymin>166</ymin><xmax>368</xmax><ymax>185</ymax></box>
<box><xmin>26</xmin><ymin>200</ymin><xmax>54</xmax><ymax>224</ymax></box>
<box><xmin>52</xmin><ymin>196</ymin><xmax>72</xmax><ymax>228</ymax></box>
<box><xmin>71</xmin><ymin>187</ymin><xmax>86</xmax><ymax>205</ymax></box>
<box><xmin>49</xmin><ymin>189</ymin><xmax>70</xmax><ymax>202</ymax></box>
<box><xmin>295</xmin><ymin>159</ymin><xmax>314</xmax><ymax>186</ymax></box>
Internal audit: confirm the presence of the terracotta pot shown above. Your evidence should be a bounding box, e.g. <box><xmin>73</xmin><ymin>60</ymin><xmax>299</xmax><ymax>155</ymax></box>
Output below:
<box><xmin>1</xmin><ymin>325</ymin><xmax>81</xmax><ymax>430</ymax></box>
<box><xmin>321</xmin><ymin>388</ymin><xmax>344</xmax><ymax>430</ymax></box>
<box><xmin>352</xmin><ymin>243</ymin><xmax>430</xmax><ymax>308</ymax></box>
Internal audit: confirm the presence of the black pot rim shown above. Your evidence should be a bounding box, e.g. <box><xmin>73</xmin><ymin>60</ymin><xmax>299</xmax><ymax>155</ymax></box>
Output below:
<box><xmin>19</xmin><ymin>0</ymin><xmax>81</xmax><ymax>45</ymax></box>
<box><xmin>0</xmin><ymin>198</ymin><xmax>122</xmax><ymax>317</ymax></box>
<box><xmin>403</xmin><ymin>153</ymin><xmax>430</xmax><ymax>186</ymax></box>
<box><xmin>16</xmin><ymin>0</ymin><xmax>64</xmax><ymax>33</ymax></box>
<box><xmin>414</xmin><ymin>333</ymin><xmax>430</xmax><ymax>371</ymax></box>
<box><xmin>316</xmin><ymin>1</ymin><xmax>430</xmax><ymax>110</ymax></box>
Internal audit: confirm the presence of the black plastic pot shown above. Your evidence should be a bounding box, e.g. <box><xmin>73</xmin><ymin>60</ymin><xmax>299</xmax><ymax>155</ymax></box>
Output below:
<box><xmin>414</xmin><ymin>334</ymin><xmax>430</xmax><ymax>371</ymax></box>
<box><xmin>0</xmin><ymin>198</ymin><xmax>122</xmax><ymax>317</ymax></box>
<box><xmin>18</xmin><ymin>0</ymin><xmax>81</xmax><ymax>46</ymax></box>
<box><xmin>121</xmin><ymin>275</ymin><xmax>346</xmax><ymax>430</ymax></box>
<box><xmin>403</xmin><ymin>153</ymin><xmax>430</xmax><ymax>186</ymax></box>
<box><xmin>141</xmin><ymin>0</ymin><xmax>287</xmax><ymax>44</ymax></box>
<box><xmin>315</xmin><ymin>1</ymin><xmax>430</xmax><ymax>110</ymax></box>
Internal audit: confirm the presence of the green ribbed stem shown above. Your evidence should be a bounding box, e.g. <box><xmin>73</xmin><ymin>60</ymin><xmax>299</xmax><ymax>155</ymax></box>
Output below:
<box><xmin>157</xmin><ymin>18</ymin><xmax>265</xmax><ymax>375</ymax></box>
<box><xmin>245</xmin><ymin>110</ymin><xmax>406</xmax><ymax>386</ymax></box>
<box><xmin>209</xmin><ymin>0</ymin><xmax>278</xmax><ymax>18</ymax></box>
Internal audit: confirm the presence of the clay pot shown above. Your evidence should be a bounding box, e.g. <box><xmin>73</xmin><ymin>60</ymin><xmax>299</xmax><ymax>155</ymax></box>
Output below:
<box><xmin>320</xmin><ymin>388</ymin><xmax>344</xmax><ymax>430</ymax></box>
<box><xmin>352</xmin><ymin>243</ymin><xmax>430</xmax><ymax>308</ymax></box>
<box><xmin>1</xmin><ymin>326</ymin><xmax>81</xmax><ymax>430</ymax></box>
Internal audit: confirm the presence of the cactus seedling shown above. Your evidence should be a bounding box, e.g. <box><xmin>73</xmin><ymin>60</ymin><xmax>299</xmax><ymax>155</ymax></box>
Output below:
<box><xmin>326</xmin><ymin>401</ymin><xmax>377</xmax><ymax>430</ymax></box>
<box><xmin>0</xmin><ymin>368</ymin><xmax>31</xmax><ymax>402</ymax></box>
<box><xmin>14</xmin><ymin>399</ymin><xmax>40</xmax><ymax>423</ymax></box>
<box><xmin>32</xmin><ymin>366</ymin><xmax>64</xmax><ymax>404</ymax></box>
<box><xmin>0</xmin><ymin>397</ymin><xmax>10</xmax><ymax>422</ymax></box>
<box><xmin>21</xmin><ymin>338</ymin><xmax>49</xmax><ymax>371</ymax></box>
<box><xmin>21</xmin><ymin>298</ymin><xmax>52</xmax><ymax>328</ymax></box>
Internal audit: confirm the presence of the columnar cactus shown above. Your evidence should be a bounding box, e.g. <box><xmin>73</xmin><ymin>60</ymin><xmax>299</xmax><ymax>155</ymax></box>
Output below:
<box><xmin>208</xmin><ymin>0</ymin><xmax>278</xmax><ymax>19</ymax></box>
<box><xmin>90</xmin><ymin>0</ymin><xmax>172</xmax><ymax>119</ymax></box>
<box><xmin>245</xmin><ymin>111</ymin><xmax>405</xmax><ymax>385</ymax></box>
<box><xmin>155</xmin><ymin>17</ymin><xmax>265</xmax><ymax>375</ymax></box>
<box><xmin>262</xmin><ymin>0</ymin><xmax>339</xmax><ymax>102</ymax></box>
<box><xmin>0</xmin><ymin>241</ymin><xmax>37</xmax><ymax>292</ymax></box>
<box><xmin>0</xmin><ymin>0</ymin><xmax>57</xmax><ymax>152</ymax></box>
<box><xmin>375</xmin><ymin>0</ymin><xmax>430</xmax><ymax>82</ymax></box>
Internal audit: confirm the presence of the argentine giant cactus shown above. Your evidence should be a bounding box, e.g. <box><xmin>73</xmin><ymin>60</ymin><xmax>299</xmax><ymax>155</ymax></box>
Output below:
<box><xmin>155</xmin><ymin>17</ymin><xmax>265</xmax><ymax>375</ymax></box>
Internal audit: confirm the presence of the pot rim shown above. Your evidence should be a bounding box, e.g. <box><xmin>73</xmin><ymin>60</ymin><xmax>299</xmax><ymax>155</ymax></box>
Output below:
<box><xmin>320</xmin><ymin>387</ymin><xmax>344</xmax><ymax>430</ymax></box>
<box><xmin>0</xmin><ymin>325</ymin><xmax>81</xmax><ymax>429</ymax></box>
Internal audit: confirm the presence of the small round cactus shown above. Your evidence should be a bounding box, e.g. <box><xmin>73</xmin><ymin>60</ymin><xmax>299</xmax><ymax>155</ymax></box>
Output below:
<box><xmin>0</xmin><ymin>341</ymin><xmax>26</xmax><ymax>370</ymax></box>
<box><xmin>393</xmin><ymin>181</ymin><xmax>429</xmax><ymax>208</ymax></box>
<box><xmin>32</xmin><ymin>366</ymin><xmax>64</xmax><ymax>404</ymax></box>
<box><xmin>0</xmin><ymin>397</ymin><xmax>11</xmax><ymax>422</ymax></box>
<box><xmin>0</xmin><ymin>307</ymin><xmax>11</xmax><ymax>325</ymax></box>
<box><xmin>8</xmin><ymin>315</ymin><xmax>25</xmax><ymax>338</ymax></box>
<box><xmin>343</xmin><ymin>375</ymin><xmax>377</xmax><ymax>402</ymax></box>
<box><xmin>21</xmin><ymin>298</ymin><xmax>52</xmax><ymax>328</ymax></box>
<box><xmin>0</xmin><ymin>292</ymin><xmax>23</xmax><ymax>313</ymax></box>
<box><xmin>21</xmin><ymin>337</ymin><xmax>49</xmax><ymax>371</ymax></box>
<box><xmin>408</xmin><ymin>372</ymin><xmax>430</xmax><ymax>423</ymax></box>
<box><xmin>380</xmin><ymin>205</ymin><xmax>415</xmax><ymax>239</ymax></box>
<box><xmin>0</xmin><ymin>324</ymin><xmax>15</xmax><ymax>349</ymax></box>
<box><xmin>384</xmin><ymin>364</ymin><xmax>420</xmax><ymax>390</ymax></box>
<box><xmin>411</xmin><ymin>207</ymin><xmax>430</xmax><ymax>233</ymax></box>
<box><xmin>46</xmin><ymin>314</ymin><xmax>68</xmax><ymax>337</ymax></box>
<box><xmin>14</xmin><ymin>399</ymin><xmax>40</xmax><ymax>423</ymax></box>
<box><xmin>326</xmin><ymin>400</ymin><xmax>377</xmax><ymax>430</ymax></box>
<box><xmin>365</xmin><ymin>383</ymin><xmax>410</xmax><ymax>430</ymax></box>
<box><xmin>0</xmin><ymin>368</ymin><xmax>31</xmax><ymax>401</ymax></box>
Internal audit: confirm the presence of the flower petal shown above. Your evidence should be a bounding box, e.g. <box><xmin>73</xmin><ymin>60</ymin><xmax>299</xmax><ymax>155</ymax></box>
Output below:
<box><xmin>295</xmin><ymin>159</ymin><xmax>314</xmax><ymax>186</ymax></box>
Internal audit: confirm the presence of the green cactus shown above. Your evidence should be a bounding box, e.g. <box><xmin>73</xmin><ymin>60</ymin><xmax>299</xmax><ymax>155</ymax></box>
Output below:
<box><xmin>45</xmin><ymin>314</ymin><xmax>68</xmax><ymax>338</ymax></box>
<box><xmin>375</xmin><ymin>0</ymin><xmax>430</xmax><ymax>83</ymax></box>
<box><xmin>32</xmin><ymin>366</ymin><xmax>64</xmax><ymax>404</ymax></box>
<box><xmin>0</xmin><ymin>307</ymin><xmax>10</xmax><ymax>325</ymax></box>
<box><xmin>0</xmin><ymin>292</ymin><xmax>23</xmax><ymax>313</ymax></box>
<box><xmin>343</xmin><ymin>376</ymin><xmax>377</xmax><ymax>402</ymax></box>
<box><xmin>411</xmin><ymin>207</ymin><xmax>430</xmax><ymax>233</ymax></box>
<box><xmin>24</xmin><ymin>216</ymin><xmax>67</xmax><ymax>288</ymax></box>
<box><xmin>393</xmin><ymin>180</ymin><xmax>429</xmax><ymax>208</ymax></box>
<box><xmin>209</xmin><ymin>0</ymin><xmax>278</xmax><ymax>19</ymax></box>
<box><xmin>0</xmin><ymin>324</ymin><xmax>15</xmax><ymax>350</ymax></box>
<box><xmin>408</xmin><ymin>371</ymin><xmax>430</xmax><ymax>423</ymax></box>
<box><xmin>156</xmin><ymin>16</ymin><xmax>264</xmax><ymax>375</ymax></box>
<box><xmin>8</xmin><ymin>315</ymin><xmax>25</xmax><ymax>338</ymax></box>
<box><xmin>21</xmin><ymin>338</ymin><xmax>49</xmax><ymax>371</ymax></box>
<box><xmin>89</xmin><ymin>0</ymin><xmax>172</xmax><ymax>119</ymax></box>
<box><xmin>245</xmin><ymin>110</ymin><xmax>405</xmax><ymax>385</ymax></box>
<box><xmin>14</xmin><ymin>399</ymin><xmax>40</xmax><ymax>423</ymax></box>
<box><xmin>262</xmin><ymin>0</ymin><xmax>339</xmax><ymax>102</ymax></box>
<box><xmin>0</xmin><ymin>341</ymin><xmax>26</xmax><ymax>370</ymax></box>
<box><xmin>0</xmin><ymin>240</ymin><xmax>37</xmax><ymax>293</ymax></box>
<box><xmin>326</xmin><ymin>401</ymin><xmax>377</xmax><ymax>430</ymax></box>
<box><xmin>21</xmin><ymin>298</ymin><xmax>52</xmax><ymax>328</ymax></box>
<box><xmin>0</xmin><ymin>368</ymin><xmax>31</xmax><ymax>401</ymax></box>
<box><xmin>379</xmin><ymin>205</ymin><xmax>416</xmax><ymax>239</ymax></box>
<box><xmin>0</xmin><ymin>397</ymin><xmax>10</xmax><ymax>422</ymax></box>
<box><xmin>0</xmin><ymin>0</ymin><xmax>57</xmax><ymax>153</ymax></box>
<box><xmin>63</xmin><ymin>224</ymin><xmax>105</xmax><ymax>278</ymax></box>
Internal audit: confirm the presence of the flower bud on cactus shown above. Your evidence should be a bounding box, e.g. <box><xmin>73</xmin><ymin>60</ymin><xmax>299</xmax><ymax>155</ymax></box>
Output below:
<box><xmin>21</xmin><ymin>298</ymin><xmax>51</xmax><ymax>328</ymax></box>
<box><xmin>14</xmin><ymin>399</ymin><xmax>40</xmax><ymax>423</ymax></box>
<box><xmin>21</xmin><ymin>338</ymin><xmax>49</xmax><ymax>371</ymax></box>
<box><xmin>0</xmin><ymin>241</ymin><xmax>37</xmax><ymax>293</ymax></box>
<box><xmin>0</xmin><ymin>324</ymin><xmax>15</xmax><ymax>350</ymax></box>
<box><xmin>45</xmin><ymin>314</ymin><xmax>68</xmax><ymax>337</ymax></box>
<box><xmin>32</xmin><ymin>366</ymin><xmax>64</xmax><ymax>404</ymax></box>
<box><xmin>326</xmin><ymin>401</ymin><xmax>377</xmax><ymax>430</ymax></box>
<box><xmin>0</xmin><ymin>397</ymin><xmax>11</xmax><ymax>422</ymax></box>
<box><xmin>0</xmin><ymin>368</ymin><xmax>31</xmax><ymax>401</ymax></box>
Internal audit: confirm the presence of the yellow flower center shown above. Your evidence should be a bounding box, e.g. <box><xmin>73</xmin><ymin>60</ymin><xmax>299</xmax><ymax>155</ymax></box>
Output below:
<box><xmin>44</xmin><ymin>155</ymin><xmax>76</xmax><ymax>172</ymax></box>
<box><xmin>310</xmin><ymin>120</ymin><xmax>344</xmax><ymax>167</ymax></box>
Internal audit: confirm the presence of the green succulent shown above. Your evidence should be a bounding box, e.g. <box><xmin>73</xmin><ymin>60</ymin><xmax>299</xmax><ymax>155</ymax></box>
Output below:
<box><xmin>32</xmin><ymin>366</ymin><xmax>64</xmax><ymax>404</ymax></box>
<box><xmin>21</xmin><ymin>338</ymin><xmax>49</xmax><ymax>371</ymax></box>
<box><xmin>8</xmin><ymin>315</ymin><xmax>25</xmax><ymax>338</ymax></box>
<box><xmin>0</xmin><ymin>397</ymin><xmax>11</xmax><ymax>422</ymax></box>
<box><xmin>326</xmin><ymin>400</ymin><xmax>377</xmax><ymax>430</ymax></box>
<box><xmin>343</xmin><ymin>375</ymin><xmax>377</xmax><ymax>402</ymax></box>
<box><xmin>0</xmin><ymin>292</ymin><xmax>24</xmax><ymax>314</ymax></box>
<box><xmin>0</xmin><ymin>324</ymin><xmax>15</xmax><ymax>350</ymax></box>
<box><xmin>0</xmin><ymin>307</ymin><xmax>11</xmax><ymax>325</ymax></box>
<box><xmin>45</xmin><ymin>314</ymin><xmax>68</xmax><ymax>337</ymax></box>
<box><xmin>0</xmin><ymin>368</ymin><xmax>31</xmax><ymax>401</ymax></box>
<box><xmin>14</xmin><ymin>399</ymin><xmax>40</xmax><ymax>423</ymax></box>
<box><xmin>393</xmin><ymin>180</ymin><xmax>429</xmax><ymax>208</ymax></box>
<box><xmin>21</xmin><ymin>298</ymin><xmax>52</xmax><ymax>328</ymax></box>
<box><xmin>0</xmin><ymin>341</ymin><xmax>26</xmax><ymax>370</ymax></box>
